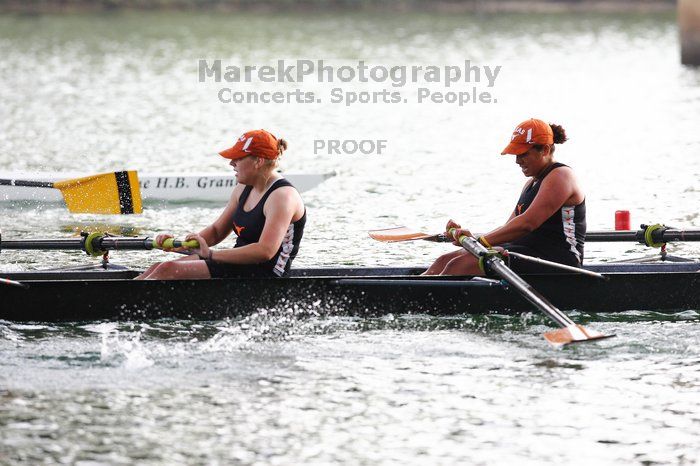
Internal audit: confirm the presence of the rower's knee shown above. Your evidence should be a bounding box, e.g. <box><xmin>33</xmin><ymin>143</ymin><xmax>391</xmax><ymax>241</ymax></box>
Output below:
<box><xmin>438</xmin><ymin>250</ymin><xmax>464</xmax><ymax>265</ymax></box>
<box><xmin>141</xmin><ymin>261</ymin><xmax>181</xmax><ymax>280</ymax></box>
<box><xmin>153</xmin><ymin>261</ymin><xmax>180</xmax><ymax>279</ymax></box>
<box><xmin>425</xmin><ymin>250</ymin><xmax>469</xmax><ymax>275</ymax></box>
<box><xmin>134</xmin><ymin>262</ymin><xmax>160</xmax><ymax>280</ymax></box>
<box><xmin>425</xmin><ymin>251</ymin><xmax>457</xmax><ymax>275</ymax></box>
<box><xmin>442</xmin><ymin>255</ymin><xmax>481</xmax><ymax>276</ymax></box>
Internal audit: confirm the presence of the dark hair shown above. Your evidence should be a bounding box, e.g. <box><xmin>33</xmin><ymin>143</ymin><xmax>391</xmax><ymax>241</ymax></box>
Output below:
<box><xmin>277</xmin><ymin>138</ymin><xmax>288</xmax><ymax>156</ymax></box>
<box><xmin>259</xmin><ymin>138</ymin><xmax>288</xmax><ymax>171</ymax></box>
<box><xmin>533</xmin><ymin>123</ymin><xmax>567</xmax><ymax>154</ymax></box>
<box><xmin>550</xmin><ymin>123</ymin><xmax>568</xmax><ymax>144</ymax></box>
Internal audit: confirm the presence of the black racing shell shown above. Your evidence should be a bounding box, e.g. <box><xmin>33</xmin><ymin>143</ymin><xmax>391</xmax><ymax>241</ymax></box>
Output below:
<box><xmin>231</xmin><ymin>178</ymin><xmax>306</xmax><ymax>277</ymax></box>
<box><xmin>510</xmin><ymin>162</ymin><xmax>586</xmax><ymax>264</ymax></box>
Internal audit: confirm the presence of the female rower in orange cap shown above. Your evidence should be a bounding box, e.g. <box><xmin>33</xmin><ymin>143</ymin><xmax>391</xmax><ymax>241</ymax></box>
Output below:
<box><xmin>424</xmin><ymin>118</ymin><xmax>586</xmax><ymax>275</ymax></box>
<box><xmin>136</xmin><ymin>129</ymin><xmax>306</xmax><ymax>280</ymax></box>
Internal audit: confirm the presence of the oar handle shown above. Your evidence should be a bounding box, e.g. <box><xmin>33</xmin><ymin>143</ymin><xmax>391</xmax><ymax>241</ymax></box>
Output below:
<box><xmin>448</xmin><ymin>228</ymin><xmax>468</xmax><ymax>243</ymax></box>
<box><xmin>153</xmin><ymin>238</ymin><xmax>200</xmax><ymax>250</ymax></box>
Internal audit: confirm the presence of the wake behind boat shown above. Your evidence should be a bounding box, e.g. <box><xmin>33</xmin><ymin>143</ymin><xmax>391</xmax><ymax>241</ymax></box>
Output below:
<box><xmin>0</xmin><ymin>171</ymin><xmax>334</xmax><ymax>203</ymax></box>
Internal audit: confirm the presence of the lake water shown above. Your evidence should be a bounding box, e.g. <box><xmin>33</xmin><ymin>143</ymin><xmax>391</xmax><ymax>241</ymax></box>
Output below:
<box><xmin>1</xmin><ymin>10</ymin><xmax>699</xmax><ymax>465</ymax></box>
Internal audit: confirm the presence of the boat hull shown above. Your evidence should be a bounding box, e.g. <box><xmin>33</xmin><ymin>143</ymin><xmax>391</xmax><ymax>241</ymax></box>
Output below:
<box><xmin>1</xmin><ymin>264</ymin><xmax>698</xmax><ymax>322</ymax></box>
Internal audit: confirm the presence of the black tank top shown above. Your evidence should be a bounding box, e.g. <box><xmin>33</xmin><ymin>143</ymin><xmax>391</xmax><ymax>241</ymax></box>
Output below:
<box><xmin>511</xmin><ymin>163</ymin><xmax>586</xmax><ymax>263</ymax></box>
<box><xmin>231</xmin><ymin>178</ymin><xmax>306</xmax><ymax>277</ymax></box>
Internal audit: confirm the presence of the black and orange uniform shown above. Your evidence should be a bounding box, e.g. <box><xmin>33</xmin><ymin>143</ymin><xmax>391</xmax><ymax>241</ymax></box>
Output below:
<box><xmin>205</xmin><ymin>178</ymin><xmax>306</xmax><ymax>278</ymax></box>
<box><xmin>501</xmin><ymin>162</ymin><xmax>586</xmax><ymax>272</ymax></box>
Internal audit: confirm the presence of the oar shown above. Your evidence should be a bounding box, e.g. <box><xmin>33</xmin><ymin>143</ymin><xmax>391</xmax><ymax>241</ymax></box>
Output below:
<box><xmin>447</xmin><ymin>229</ymin><xmax>614</xmax><ymax>347</ymax></box>
<box><xmin>0</xmin><ymin>232</ymin><xmax>198</xmax><ymax>256</ymax></box>
<box><xmin>0</xmin><ymin>171</ymin><xmax>143</xmax><ymax>214</ymax></box>
<box><xmin>501</xmin><ymin>251</ymin><xmax>607</xmax><ymax>280</ymax></box>
<box><xmin>369</xmin><ymin>226</ymin><xmax>449</xmax><ymax>242</ymax></box>
<box><xmin>586</xmin><ymin>225</ymin><xmax>700</xmax><ymax>246</ymax></box>
<box><xmin>370</xmin><ymin>227</ymin><xmax>606</xmax><ymax>279</ymax></box>
<box><xmin>371</xmin><ymin>225</ymin><xmax>700</xmax><ymax>246</ymax></box>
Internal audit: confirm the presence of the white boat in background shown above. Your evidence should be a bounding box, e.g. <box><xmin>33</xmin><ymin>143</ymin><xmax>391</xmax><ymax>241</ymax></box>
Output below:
<box><xmin>0</xmin><ymin>172</ymin><xmax>335</xmax><ymax>203</ymax></box>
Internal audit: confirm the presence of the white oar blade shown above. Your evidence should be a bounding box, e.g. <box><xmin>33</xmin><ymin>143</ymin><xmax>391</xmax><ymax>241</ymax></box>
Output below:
<box><xmin>543</xmin><ymin>325</ymin><xmax>615</xmax><ymax>347</ymax></box>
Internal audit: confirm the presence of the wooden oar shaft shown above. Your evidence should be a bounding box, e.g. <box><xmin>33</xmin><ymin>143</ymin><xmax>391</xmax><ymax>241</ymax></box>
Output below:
<box><xmin>0</xmin><ymin>178</ymin><xmax>54</xmax><ymax>188</ymax></box>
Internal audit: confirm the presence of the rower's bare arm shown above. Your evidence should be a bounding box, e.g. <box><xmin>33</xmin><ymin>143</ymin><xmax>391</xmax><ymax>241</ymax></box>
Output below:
<box><xmin>208</xmin><ymin>187</ymin><xmax>300</xmax><ymax>264</ymax></box>
<box><xmin>198</xmin><ymin>184</ymin><xmax>244</xmax><ymax>246</ymax></box>
<box><xmin>522</xmin><ymin>167</ymin><xmax>580</xmax><ymax>229</ymax></box>
<box><xmin>483</xmin><ymin>169</ymin><xmax>576</xmax><ymax>244</ymax></box>
<box><xmin>256</xmin><ymin>188</ymin><xmax>300</xmax><ymax>259</ymax></box>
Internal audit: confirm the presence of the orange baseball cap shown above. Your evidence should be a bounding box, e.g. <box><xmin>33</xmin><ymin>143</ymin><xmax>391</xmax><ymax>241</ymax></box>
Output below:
<box><xmin>219</xmin><ymin>129</ymin><xmax>280</xmax><ymax>160</ymax></box>
<box><xmin>501</xmin><ymin>119</ymin><xmax>554</xmax><ymax>155</ymax></box>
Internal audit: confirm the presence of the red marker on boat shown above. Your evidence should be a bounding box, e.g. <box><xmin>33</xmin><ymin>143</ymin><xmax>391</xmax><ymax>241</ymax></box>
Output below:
<box><xmin>615</xmin><ymin>210</ymin><xmax>631</xmax><ymax>230</ymax></box>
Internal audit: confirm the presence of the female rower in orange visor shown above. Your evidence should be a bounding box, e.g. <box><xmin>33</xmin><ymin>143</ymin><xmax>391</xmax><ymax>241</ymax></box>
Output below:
<box><xmin>136</xmin><ymin>129</ymin><xmax>306</xmax><ymax>280</ymax></box>
<box><xmin>425</xmin><ymin>118</ymin><xmax>586</xmax><ymax>275</ymax></box>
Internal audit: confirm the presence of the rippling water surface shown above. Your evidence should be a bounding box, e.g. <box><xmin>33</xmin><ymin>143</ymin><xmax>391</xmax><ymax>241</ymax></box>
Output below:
<box><xmin>1</xmin><ymin>10</ymin><xmax>699</xmax><ymax>465</ymax></box>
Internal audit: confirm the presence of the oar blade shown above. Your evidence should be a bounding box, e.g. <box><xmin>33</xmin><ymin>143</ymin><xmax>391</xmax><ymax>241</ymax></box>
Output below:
<box><xmin>369</xmin><ymin>226</ymin><xmax>441</xmax><ymax>242</ymax></box>
<box><xmin>543</xmin><ymin>325</ymin><xmax>615</xmax><ymax>348</ymax></box>
<box><xmin>54</xmin><ymin>171</ymin><xmax>143</xmax><ymax>214</ymax></box>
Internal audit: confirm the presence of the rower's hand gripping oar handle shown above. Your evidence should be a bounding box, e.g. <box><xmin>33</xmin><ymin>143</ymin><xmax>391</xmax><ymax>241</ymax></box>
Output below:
<box><xmin>448</xmin><ymin>228</ymin><xmax>505</xmax><ymax>276</ymax></box>
<box><xmin>448</xmin><ymin>228</ymin><xmax>481</xmax><ymax>248</ymax></box>
<box><xmin>152</xmin><ymin>238</ymin><xmax>200</xmax><ymax>250</ymax></box>
<box><xmin>447</xmin><ymin>228</ymin><xmax>494</xmax><ymax>258</ymax></box>
<box><xmin>81</xmin><ymin>232</ymin><xmax>200</xmax><ymax>255</ymax></box>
